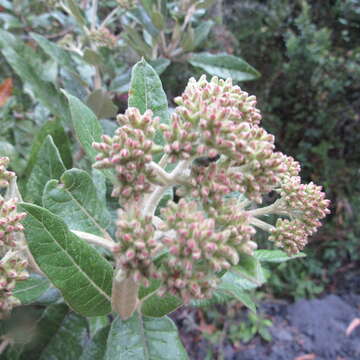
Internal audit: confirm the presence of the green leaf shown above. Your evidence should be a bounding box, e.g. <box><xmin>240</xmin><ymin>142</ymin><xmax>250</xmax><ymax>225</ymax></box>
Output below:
<box><xmin>42</xmin><ymin>168</ymin><xmax>111</xmax><ymax>237</ymax></box>
<box><xmin>83</xmin><ymin>48</ymin><xmax>104</xmax><ymax>66</ymax></box>
<box><xmin>66</xmin><ymin>0</ymin><xmax>87</xmax><ymax>27</ymax></box>
<box><xmin>122</xmin><ymin>26</ymin><xmax>153</xmax><ymax>58</ymax></box>
<box><xmin>254</xmin><ymin>249</ymin><xmax>306</xmax><ymax>263</ymax></box>
<box><xmin>25</xmin><ymin>119</ymin><xmax>72</xmax><ymax>175</ymax></box>
<box><xmin>188</xmin><ymin>52</ymin><xmax>260</xmax><ymax>81</ymax></box>
<box><xmin>128</xmin><ymin>58</ymin><xmax>169</xmax><ymax>124</ymax></box>
<box><xmin>141</xmin><ymin>294</ymin><xmax>182</xmax><ymax>318</ymax></box>
<box><xmin>63</xmin><ymin>91</ymin><xmax>102</xmax><ymax>161</ymax></box>
<box><xmin>128</xmin><ymin>59</ymin><xmax>169</xmax><ymax>156</ymax></box>
<box><xmin>63</xmin><ymin>92</ymin><xmax>115</xmax><ymax>181</ymax></box>
<box><xmin>80</xmin><ymin>325</ymin><xmax>110</xmax><ymax>360</ymax></box>
<box><xmin>0</xmin><ymin>30</ymin><xmax>70</xmax><ymax>122</ymax></box>
<box><xmin>87</xmin><ymin>316</ymin><xmax>110</xmax><ymax>337</ymax></box>
<box><xmin>13</xmin><ymin>273</ymin><xmax>51</xmax><ymax>305</ymax></box>
<box><xmin>86</xmin><ymin>89</ymin><xmax>118</xmax><ymax>119</ymax></box>
<box><xmin>218</xmin><ymin>274</ymin><xmax>256</xmax><ymax>312</ymax></box>
<box><xmin>105</xmin><ymin>314</ymin><xmax>188</xmax><ymax>359</ymax></box>
<box><xmin>233</xmin><ymin>254</ymin><xmax>266</xmax><ymax>285</ymax></box>
<box><xmin>148</xmin><ymin>58</ymin><xmax>171</xmax><ymax>75</ymax></box>
<box><xmin>193</xmin><ymin>20</ymin><xmax>214</xmax><ymax>48</ymax></box>
<box><xmin>25</xmin><ymin>135</ymin><xmax>66</xmax><ymax>205</ymax></box>
<box><xmin>129</xmin><ymin>7</ymin><xmax>160</xmax><ymax>38</ymax></box>
<box><xmin>21</xmin><ymin>203</ymin><xmax>113</xmax><ymax>316</ymax></box>
<box><xmin>30</xmin><ymin>33</ymin><xmax>82</xmax><ymax>78</ymax></box>
<box><xmin>20</xmin><ymin>303</ymin><xmax>87</xmax><ymax>360</ymax></box>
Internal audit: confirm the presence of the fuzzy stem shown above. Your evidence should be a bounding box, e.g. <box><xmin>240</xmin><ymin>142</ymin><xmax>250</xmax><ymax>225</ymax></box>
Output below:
<box><xmin>249</xmin><ymin>217</ymin><xmax>275</xmax><ymax>232</ymax></box>
<box><xmin>71</xmin><ymin>230</ymin><xmax>117</xmax><ymax>251</ymax></box>
<box><xmin>142</xmin><ymin>160</ymin><xmax>190</xmax><ymax>216</ymax></box>
<box><xmin>247</xmin><ymin>202</ymin><xmax>279</xmax><ymax>217</ymax></box>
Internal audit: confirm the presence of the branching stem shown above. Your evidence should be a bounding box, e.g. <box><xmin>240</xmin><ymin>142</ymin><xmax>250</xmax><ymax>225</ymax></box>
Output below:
<box><xmin>71</xmin><ymin>230</ymin><xmax>117</xmax><ymax>251</ymax></box>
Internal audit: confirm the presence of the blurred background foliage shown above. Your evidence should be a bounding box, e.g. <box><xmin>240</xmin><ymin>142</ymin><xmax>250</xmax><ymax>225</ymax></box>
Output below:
<box><xmin>0</xmin><ymin>0</ymin><xmax>359</xmax><ymax>301</ymax></box>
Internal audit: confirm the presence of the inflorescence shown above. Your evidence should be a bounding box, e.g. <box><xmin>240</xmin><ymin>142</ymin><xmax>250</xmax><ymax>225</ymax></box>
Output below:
<box><xmin>93</xmin><ymin>75</ymin><xmax>330</xmax><ymax>303</ymax></box>
<box><xmin>0</xmin><ymin>157</ymin><xmax>28</xmax><ymax>318</ymax></box>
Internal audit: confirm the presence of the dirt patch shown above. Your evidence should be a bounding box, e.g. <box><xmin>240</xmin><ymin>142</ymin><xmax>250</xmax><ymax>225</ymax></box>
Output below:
<box><xmin>176</xmin><ymin>294</ymin><xmax>360</xmax><ymax>359</ymax></box>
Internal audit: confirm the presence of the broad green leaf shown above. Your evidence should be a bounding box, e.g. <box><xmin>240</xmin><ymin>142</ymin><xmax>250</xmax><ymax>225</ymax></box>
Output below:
<box><xmin>188</xmin><ymin>52</ymin><xmax>260</xmax><ymax>81</ymax></box>
<box><xmin>105</xmin><ymin>314</ymin><xmax>188</xmax><ymax>360</ymax></box>
<box><xmin>128</xmin><ymin>59</ymin><xmax>169</xmax><ymax>158</ymax></box>
<box><xmin>66</xmin><ymin>0</ymin><xmax>87</xmax><ymax>27</ymax></box>
<box><xmin>218</xmin><ymin>274</ymin><xmax>256</xmax><ymax>312</ymax></box>
<box><xmin>254</xmin><ymin>249</ymin><xmax>306</xmax><ymax>263</ymax></box>
<box><xmin>13</xmin><ymin>273</ymin><xmax>51</xmax><ymax>305</ymax></box>
<box><xmin>129</xmin><ymin>7</ymin><xmax>160</xmax><ymax>38</ymax></box>
<box><xmin>148</xmin><ymin>58</ymin><xmax>171</xmax><ymax>75</ymax></box>
<box><xmin>63</xmin><ymin>91</ymin><xmax>102</xmax><ymax>161</ymax></box>
<box><xmin>21</xmin><ymin>203</ymin><xmax>113</xmax><ymax>316</ymax></box>
<box><xmin>30</xmin><ymin>33</ymin><xmax>81</xmax><ymax>77</ymax></box>
<box><xmin>141</xmin><ymin>293</ymin><xmax>182</xmax><ymax>318</ymax></box>
<box><xmin>122</xmin><ymin>26</ymin><xmax>153</xmax><ymax>58</ymax></box>
<box><xmin>88</xmin><ymin>316</ymin><xmax>110</xmax><ymax>337</ymax></box>
<box><xmin>128</xmin><ymin>59</ymin><xmax>169</xmax><ymax>124</ymax></box>
<box><xmin>193</xmin><ymin>20</ymin><xmax>214</xmax><ymax>48</ymax></box>
<box><xmin>0</xmin><ymin>30</ymin><xmax>70</xmax><ymax>122</ymax></box>
<box><xmin>233</xmin><ymin>254</ymin><xmax>266</xmax><ymax>285</ymax></box>
<box><xmin>92</xmin><ymin>168</ymin><xmax>107</xmax><ymax>202</ymax></box>
<box><xmin>25</xmin><ymin>135</ymin><xmax>66</xmax><ymax>205</ymax></box>
<box><xmin>219</xmin><ymin>270</ymin><xmax>258</xmax><ymax>294</ymax></box>
<box><xmin>25</xmin><ymin>119</ymin><xmax>72</xmax><ymax>175</ymax></box>
<box><xmin>42</xmin><ymin>168</ymin><xmax>111</xmax><ymax>237</ymax></box>
<box><xmin>20</xmin><ymin>303</ymin><xmax>87</xmax><ymax>360</ymax></box>
<box><xmin>83</xmin><ymin>48</ymin><xmax>104</xmax><ymax>66</ymax></box>
<box><xmin>80</xmin><ymin>325</ymin><xmax>110</xmax><ymax>360</ymax></box>
<box><xmin>191</xmin><ymin>290</ymin><xmax>233</xmax><ymax>307</ymax></box>
<box><xmin>86</xmin><ymin>89</ymin><xmax>118</xmax><ymax>119</ymax></box>
<box><xmin>63</xmin><ymin>92</ymin><xmax>115</xmax><ymax>181</ymax></box>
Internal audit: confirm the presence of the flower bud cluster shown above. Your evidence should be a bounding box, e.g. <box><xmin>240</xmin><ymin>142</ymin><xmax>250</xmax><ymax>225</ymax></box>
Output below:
<box><xmin>93</xmin><ymin>108</ymin><xmax>161</xmax><ymax>202</ymax></box>
<box><xmin>0</xmin><ymin>199</ymin><xmax>26</xmax><ymax>248</ymax></box>
<box><xmin>0</xmin><ymin>157</ymin><xmax>15</xmax><ymax>188</ymax></box>
<box><xmin>89</xmin><ymin>28</ymin><xmax>117</xmax><ymax>49</ymax></box>
<box><xmin>267</xmin><ymin>172</ymin><xmax>330</xmax><ymax>254</ymax></box>
<box><xmin>0</xmin><ymin>158</ymin><xmax>28</xmax><ymax>317</ymax></box>
<box><xmin>177</xmin><ymin>162</ymin><xmax>242</xmax><ymax>206</ymax></box>
<box><xmin>158</xmin><ymin>199</ymin><xmax>250</xmax><ymax>303</ymax></box>
<box><xmin>209</xmin><ymin>200</ymin><xmax>258</xmax><ymax>256</ymax></box>
<box><xmin>161</xmin><ymin>75</ymin><xmax>261</xmax><ymax>162</ymax></box>
<box><xmin>114</xmin><ymin>209</ymin><xmax>162</xmax><ymax>287</ymax></box>
<box><xmin>0</xmin><ymin>252</ymin><xmax>28</xmax><ymax>318</ymax></box>
<box><xmin>269</xmin><ymin>218</ymin><xmax>308</xmax><ymax>255</ymax></box>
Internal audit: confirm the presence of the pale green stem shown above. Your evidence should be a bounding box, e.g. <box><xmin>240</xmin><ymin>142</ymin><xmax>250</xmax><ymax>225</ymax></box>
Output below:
<box><xmin>249</xmin><ymin>217</ymin><xmax>275</xmax><ymax>232</ymax></box>
<box><xmin>247</xmin><ymin>202</ymin><xmax>279</xmax><ymax>217</ymax></box>
<box><xmin>142</xmin><ymin>160</ymin><xmax>190</xmax><ymax>216</ymax></box>
<box><xmin>71</xmin><ymin>230</ymin><xmax>117</xmax><ymax>251</ymax></box>
<box><xmin>91</xmin><ymin>0</ymin><xmax>98</xmax><ymax>30</ymax></box>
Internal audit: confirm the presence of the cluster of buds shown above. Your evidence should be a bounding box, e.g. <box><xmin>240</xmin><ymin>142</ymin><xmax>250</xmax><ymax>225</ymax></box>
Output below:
<box><xmin>159</xmin><ymin>200</ymin><xmax>250</xmax><ymax>302</ymax></box>
<box><xmin>161</xmin><ymin>76</ymin><xmax>261</xmax><ymax>162</ymax></box>
<box><xmin>0</xmin><ymin>157</ymin><xmax>15</xmax><ymax>188</ymax></box>
<box><xmin>0</xmin><ymin>157</ymin><xmax>28</xmax><ymax>317</ymax></box>
<box><xmin>209</xmin><ymin>199</ymin><xmax>258</xmax><ymax>256</ymax></box>
<box><xmin>268</xmin><ymin>177</ymin><xmax>331</xmax><ymax>254</ymax></box>
<box><xmin>88</xmin><ymin>28</ymin><xmax>117</xmax><ymax>49</ymax></box>
<box><xmin>93</xmin><ymin>74</ymin><xmax>330</xmax><ymax>306</ymax></box>
<box><xmin>0</xmin><ymin>251</ymin><xmax>28</xmax><ymax>318</ymax></box>
<box><xmin>114</xmin><ymin>209</ymin><xmax>162</xmax><ymax>287</ymax></box>
<box><xmin>93</xmin><ymin>108</ymin><xmax>162</xmax><ymax>203</ymax></box>
<box><xmin>0</xmin><ymin>199</ymin><xmax>26</xmax><ymax>248</ymax></box>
